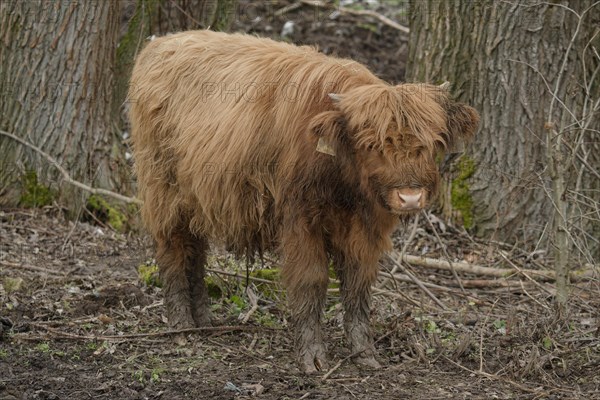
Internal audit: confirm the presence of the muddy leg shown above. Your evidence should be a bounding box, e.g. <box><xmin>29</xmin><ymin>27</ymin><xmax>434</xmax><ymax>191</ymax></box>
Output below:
<box><xmin>335</xmin><ymin>258</ymin><xmax>381</xmax><ymax>369</ymax></box>
<box><xmin>156</xmin><ymin>229</ymin><xmax>205</xmax><ymax>329</ymax></box>
<box><xmin>189</xmin><ymin>236</ymin><xmax>211</xmax><ymax>327</ymax></box>
<box><xmin>282</xmin><ymin>236</ymin><xmax>329</xmax><ymax>374</ymax></box>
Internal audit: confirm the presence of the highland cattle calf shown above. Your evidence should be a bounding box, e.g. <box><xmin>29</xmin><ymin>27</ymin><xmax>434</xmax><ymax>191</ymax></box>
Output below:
<box><xmin>128</xmin><ymin>30</ymin><xmax>479</xmax><ymax>373</ymax></box>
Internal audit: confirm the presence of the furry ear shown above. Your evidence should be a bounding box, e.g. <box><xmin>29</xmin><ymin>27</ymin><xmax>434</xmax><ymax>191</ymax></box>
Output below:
<box><xmin>308</xmin><ymin>110</ymin><xmax>345</xmax><ymax>138</ymax></box>
<box><xmin>444</xmin><ymin>103</ymin><xmax>480</xmax><ymax>152</ymax></box>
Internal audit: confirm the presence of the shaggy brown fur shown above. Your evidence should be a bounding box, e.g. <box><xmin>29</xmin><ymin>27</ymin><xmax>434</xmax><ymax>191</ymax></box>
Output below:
<box><xmin>129</xmin><ymin>30</ymin><xmax>479</xmax><ymax>373</ymax></box>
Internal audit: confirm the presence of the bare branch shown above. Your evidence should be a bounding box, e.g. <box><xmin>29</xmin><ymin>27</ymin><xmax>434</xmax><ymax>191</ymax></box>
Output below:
<box><xmin>0</xmin><ymin>129</ymin><xmax>142</xmax><ymax>205</ymax></box>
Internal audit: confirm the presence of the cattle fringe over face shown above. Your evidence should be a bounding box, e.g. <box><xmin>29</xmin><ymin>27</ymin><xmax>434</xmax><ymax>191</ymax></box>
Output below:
<box><xmin>128</xmin><ymin>30</ymin><xmax>479</xmax><ymax>373</ymax></box>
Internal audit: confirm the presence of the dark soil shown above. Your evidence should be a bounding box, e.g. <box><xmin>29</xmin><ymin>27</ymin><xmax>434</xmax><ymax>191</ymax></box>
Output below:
<box><xmin>232</xmin><ymin>0</ymin><xmax>409</xmax><ymax>83</ymax></box>
<box><xmin>2</xmin><ymin>207</ymin><xmax>599</xmax><ymax>399</ymax></box>
<box><xmin>2</xmin><ymin>2</ymin><xmax>600</xmax><ymax>399</ymax></box>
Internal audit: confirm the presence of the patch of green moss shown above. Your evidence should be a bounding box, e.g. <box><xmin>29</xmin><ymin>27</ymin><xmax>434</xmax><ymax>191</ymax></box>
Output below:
<box><xmin>204</xmin><ymin>276</ymin><xmax>223</xmax><ymax>299</ymax></box>
<box><xmin>450</xmin><ymin>156</ymin><xmax>476</xmax><ymax>229</ymax></box>
<box><xmin>138</xmin><ymin>263</ymin><xmax>161</xmax><ymax>288</ymax></box>
<box><xmin>251</xmin><ymin>268</ymin><xmax>280</xmax><ymax>281</ymax></box>
<box><xmin>3</xmin><ymin>277</ymin><xmax>24</xmax><ymax>294</ymax></box>
<box><xmin>86</xmin><ymin>195</ymin><xmax>127</xmax><ymax>232</ymax></box>
<box><xmin>19</xmin><ymin>171</ymin><xmax>55</xmax><ymax>207</ymax></box>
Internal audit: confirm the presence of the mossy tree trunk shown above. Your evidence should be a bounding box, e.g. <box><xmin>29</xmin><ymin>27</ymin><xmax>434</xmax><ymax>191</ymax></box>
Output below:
<box><xmin>0</xmin><ymin>0</ymin><xmax>237</xmax><ymax>211</ymax></box>
<box><xmin>407</xmin><ymin>1</ymin><xmax>600</xmax><ymax>261</ymax></box>
<box><xmin>0</xmin><ymin>0</ymin><xmax>129</xmax><ymax>209</ymax></box>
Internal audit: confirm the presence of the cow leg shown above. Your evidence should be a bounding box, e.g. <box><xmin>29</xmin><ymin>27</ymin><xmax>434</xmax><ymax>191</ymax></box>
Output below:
<box><xmin>156</xmin><ymin>229</ymin><xmax>210</xmax><ymax>328</ymax></box>
<box><xmin>189</xmin><ymin>236</ymin><xmax>211</xmax><ymax>327</ymax></box>
<box><xmin>335</xmin><ymin>259</ymin><xmax>381</xmax><ymax>369</ymax></box>
<box><xmin>282</xmin><ymin>236</ymin><xmax>329</xmax><ymax>374</ymax></box>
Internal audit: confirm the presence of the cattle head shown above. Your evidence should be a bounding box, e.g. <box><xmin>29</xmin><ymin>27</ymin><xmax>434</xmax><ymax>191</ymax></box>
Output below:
<box><xmin>310</xmin><ymin>82</ymin><xmax>479</xmax><ymax>216</ymax></box>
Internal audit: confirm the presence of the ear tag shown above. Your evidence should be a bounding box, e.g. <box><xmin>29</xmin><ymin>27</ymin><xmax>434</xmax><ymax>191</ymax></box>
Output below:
<box><xmin>316</xmin><ymin>137</ymin><xmax>336</xmax><ymax>156</ymax></box>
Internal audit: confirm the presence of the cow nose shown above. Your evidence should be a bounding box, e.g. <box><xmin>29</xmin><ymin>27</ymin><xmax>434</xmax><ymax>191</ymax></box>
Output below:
<box><xmin>398</xmin><ymin>189</ymin><xmax>424</xmax><ymax>210</ymax></box>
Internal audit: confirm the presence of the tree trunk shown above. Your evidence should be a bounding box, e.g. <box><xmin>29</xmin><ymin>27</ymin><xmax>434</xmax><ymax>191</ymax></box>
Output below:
<box><xmin>0</xmin><ymin>0</ymin><xmax>237</xmax><ymax>210</ymax></box>
<box><xmin>0</xmin><ymin>0</ymin><xmax>128</xmax><ymax>209</ymax></box>
<box><xmin>407</xmin><ymin>1</ymin><xmax>600</xmax><ymax>261</ymax></box>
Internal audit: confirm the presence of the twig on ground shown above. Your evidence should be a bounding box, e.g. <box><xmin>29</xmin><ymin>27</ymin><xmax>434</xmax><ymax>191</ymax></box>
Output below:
<box><xmin>0</xmin><ymin>129</ymin><xmax>141</xmax><ymax>205</ymax></box>
<box><xmin>275</xmin><ymin>0</ymin><xmax>410</xmax><ymax>34</ymax></box>
<box><xmin>22</xmin><ymin>323</ymin><xmax>277</xmax><ymax>342</ymax></box>
<box><xmin>240</xmin><ymin>286</ymin><xmax>259</xmax><ymax>324</ymax></box>
<box><xmin>380</xmin><ymin>214</ymin><xmax>419</xmax><ymax>289</ymax></box>
<box><xmin>339</xmin><ymin>4</ymin><xmax>410</xmax><ymax>34</ymax></box>
<box><xmin>435</xmin><ymin>278</ymin><xmax>530</xmax><ymax>289</ymax></box>
<box><xmin>442</xmin><ymin>356</ymin><xmax>548</xmax><ymax>395</ymax></box>
<box><xmin>377</xmin><ymin>271</ymin><xmax>452</xmax><ymax>292</ymax></box>
<box><xmin>206</xmin><ymin>268</ymin><xmax>279</xmax><ymax>285</ymax></box>
<box><xmin>497</xmin><ymin>251</ymin><xmax>553</xmax><ymax>295</ymax></box>
<box><xmin>274</xmin><ymin>1</ymin><xmax>303</xmax><ymax>15</ymax></box>
<box><xmin>0</xmin><ymin>260</ymin><xmax>64</xmax><ymax>276</ymax></box>
<box><xmin>384</xmin><ymin>255</ymin><xmax>447</xmax><ymax>310</ymax></box>
<box><xmin>422</xmin><ymin>211</ymin><xmax>465</xmax><ymax>291</ymax></box>
<box><xmin>519</xmin><ymin>281</ymin><xmax>552</xmax><ymax>310</ymax></box>
<box><xmin>395</xmin><ymin>253</ymin><xmax>594</xmax><ymax>282</ymax></box>
<box><xmin>373</xmin><ymin>287</ymin><xmax>428</xmax><ymax>309</ymax></box>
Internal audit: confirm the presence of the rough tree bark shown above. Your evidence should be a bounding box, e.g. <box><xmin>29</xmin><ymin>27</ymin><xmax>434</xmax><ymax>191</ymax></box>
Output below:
<box><xmin>0</xmin><ymin>0</ymin><xmax>237</xmax><ymax>210</ymax></box>
<box><xmin>0</xmin><ymin>0</ymin><xmax>128</xmax><ymax>209</ymax></box>
<box><xmin>407</xmin><ymin>1</ymin><xmax>600</xmax><ymax>260</ymax></box>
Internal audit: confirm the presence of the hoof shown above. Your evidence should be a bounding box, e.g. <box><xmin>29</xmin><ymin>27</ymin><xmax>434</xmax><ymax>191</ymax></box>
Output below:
<box><xmin>299</xmin><ymin>344</ymin><xmax>328</xmax><ymax>374</ymax></box>
<box><xmin>301</xmin><ymin>356</ymin><xmax>328</xmax><ymax>374</ymax></box>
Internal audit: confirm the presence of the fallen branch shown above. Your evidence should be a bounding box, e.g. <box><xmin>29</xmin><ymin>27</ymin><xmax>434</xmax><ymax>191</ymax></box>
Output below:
<box><xmin>437</xmin><ymin>277</ymin><xmax>532</xmax><ymax>289</ymax></box>
<box><xmin>0</xmin><ymin>129</ymin><xmax>142</xmax><ymax>205</ymax></box>
<box><xmin>276</xmin><ymin>0</ymin><xmax>410</xmax><ymax>34</ymax></box>
<box><xmin>340</xmin><ymin>5</ymin><xmax>410</xmax><ymax>34</ymax></box>
<box><xmin>206</xmin><ymin>268</ymin><xmax>279</xmax><ymax>285</ymax></box>
<box><xmin>395</xmin><ymin>252</ymin><xmax>595</xmax><ymax>282</ymax></box>
<box><xmin>0</xmin><ymin>260</ymin><xmax>65</xmax><ymax>276</ymax></box>
<box><xmin>498</xmin><ymin>251</ymin><xmax>553</xmax><ymax>295</ymax></box>
<box><xmin>383</xmin><ymin>255</ymin><xmax>447</xmax><ymax>310</ymax></box>
<box><xmin>23</xmin><ymin>322</ymin><xmax>276</xmax><ymax>342</ymax></box>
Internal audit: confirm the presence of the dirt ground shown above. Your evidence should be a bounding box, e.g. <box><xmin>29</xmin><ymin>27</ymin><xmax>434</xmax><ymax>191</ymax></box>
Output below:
<box><xmin>231</xmin><ymin>0</ymin><xmax>409</xmax><ymax>83</ymax></box>
<box><xmin>2</xmin><ymin>207</ymin><xmax>599</xmax><ymax>400</ymax></box>
<box><xmin>2</xmin><ymin>1</ymin><xmax>600</xmax><ymax>399</ymax></box>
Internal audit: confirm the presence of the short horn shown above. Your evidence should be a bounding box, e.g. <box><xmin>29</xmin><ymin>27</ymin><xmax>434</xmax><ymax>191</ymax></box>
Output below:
<box><xmin>439</xmin><ymin>81</ymin><xmax>451</xmax><ymax>90</ymax></box>
<box><xmin>328</xmin><ymin>93</ymin><xmax>342</xmax><ymax>103</ymax></box>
